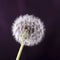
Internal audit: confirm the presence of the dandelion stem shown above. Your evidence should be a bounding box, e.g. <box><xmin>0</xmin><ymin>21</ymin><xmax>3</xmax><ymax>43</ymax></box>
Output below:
<box><xmin>16</xmin><ymin>43</ymin><xmax>24</xmax><ymax>60</ymax></box>
<box><xmin>16</xmin><ymin>30</ymin><xmax>29</xmax><ymax>60</ymax></box>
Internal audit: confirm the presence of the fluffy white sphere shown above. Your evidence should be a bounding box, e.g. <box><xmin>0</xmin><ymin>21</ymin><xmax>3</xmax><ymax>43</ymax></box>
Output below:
<box><xmin>12</xmin><ymin>14</ymin><xmax>45</xmax><ymax>46</ymax></box>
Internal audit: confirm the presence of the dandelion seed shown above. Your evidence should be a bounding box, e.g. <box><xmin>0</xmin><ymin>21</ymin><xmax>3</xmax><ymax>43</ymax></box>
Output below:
<box><xmin>12</xmin><ymin>14</ymin><xmax>45</xmax><ymax>60</ymax></box>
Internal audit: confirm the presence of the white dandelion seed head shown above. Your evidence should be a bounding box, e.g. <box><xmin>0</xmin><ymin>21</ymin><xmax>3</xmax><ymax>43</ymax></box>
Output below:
<box><xmin>12</xmin><ymin>14</ymin><xmax>45</xmax><ymax>46</ymax></box>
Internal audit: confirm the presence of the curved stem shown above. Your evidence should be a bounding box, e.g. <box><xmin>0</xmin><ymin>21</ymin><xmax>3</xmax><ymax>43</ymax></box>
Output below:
<box><xmin>16</xmin><ymin>30</ymin><xmax>29</xmax><ymax>60</ymax></box>
<box><xmin>16</xmin><ymin>44</ymin><xmax>24</xmax><ymax>60</ymax></box>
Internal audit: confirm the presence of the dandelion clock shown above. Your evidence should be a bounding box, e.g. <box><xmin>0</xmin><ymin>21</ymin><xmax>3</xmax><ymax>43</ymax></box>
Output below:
<box><xmin>12</xmin><ymin>14</ymin><xmax>45</xmax><ymax>60</ymax></box>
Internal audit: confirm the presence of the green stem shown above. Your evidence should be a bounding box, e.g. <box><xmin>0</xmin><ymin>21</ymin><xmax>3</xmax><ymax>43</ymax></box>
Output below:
<box><xmin>16</xmin><ymin>44</ymin><xmax>24</xmax><ymax>60</ymax></box>
<box><xmin>16</xmin><ymin>30</ymin><xmax>29</xmax><ymax>60</ymax></box>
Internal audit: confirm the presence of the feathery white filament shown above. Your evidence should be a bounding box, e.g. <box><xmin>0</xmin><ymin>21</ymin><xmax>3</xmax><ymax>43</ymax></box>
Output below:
<box><xmin>12</xmin><ymin>14</ymin><xmax>45</xmax><ymax>46</ymax></box>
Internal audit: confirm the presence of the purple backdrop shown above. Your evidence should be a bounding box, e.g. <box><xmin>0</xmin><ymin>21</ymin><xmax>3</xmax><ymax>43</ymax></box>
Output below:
<box><xmin>0</xmin><ymin>0</ymin><xmax>60</xmax><ymax>60</ymax></box>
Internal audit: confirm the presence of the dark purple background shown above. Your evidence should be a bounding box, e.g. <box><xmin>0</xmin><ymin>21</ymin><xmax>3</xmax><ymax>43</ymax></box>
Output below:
<box><xmin>0</xmin><ymin>0</ymin><xmax>60</xmax><ymax>60</ymax></box>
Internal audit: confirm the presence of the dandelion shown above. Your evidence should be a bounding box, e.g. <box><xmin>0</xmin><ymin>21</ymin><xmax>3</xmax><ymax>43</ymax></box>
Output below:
<box><xmin>12</xmin><ymin>14</ymin><xmax>45</xmax><ymax>60</ymax></box>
